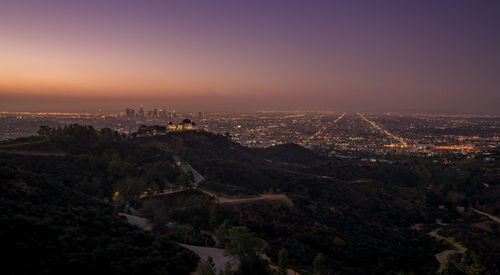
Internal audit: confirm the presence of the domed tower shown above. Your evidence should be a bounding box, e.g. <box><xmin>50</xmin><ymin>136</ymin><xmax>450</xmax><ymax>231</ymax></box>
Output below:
<box><xmin>180</xmin><ymin>119</ymin><xmax>195</xmax><ymax>130</ymax></box>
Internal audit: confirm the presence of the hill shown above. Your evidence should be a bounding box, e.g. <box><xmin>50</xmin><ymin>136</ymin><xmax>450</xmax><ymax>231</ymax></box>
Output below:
<box><xmin>139</xmin><ymin>131</ymin><xmax>499</xmax><ymax>273</ymax></box>
<box><xmin>0</xmin><ymin>158</ymin><xmax>198</xmax><ymax>274</ymax></box>
<box><xmin>1</xmin><ymin>127</ymin><xmax>499</xmax><ymax>274</ymax></box>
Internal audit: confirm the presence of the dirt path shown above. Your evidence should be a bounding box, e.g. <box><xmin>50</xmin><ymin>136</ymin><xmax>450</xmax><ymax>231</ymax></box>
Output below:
<box><xmin>472</xmin><ymin>208</ymin><xmax>500</xmax><ymax>224</ymax></box>
<box><xmin>141</xmin><ymin>187</ymin><xmax>293</xmax><ymax>207</ymax></box>
<box><xmin>139</xmin><ymin>188</ymin><xmax>186</xmax><ymax>199</ymax></box>
<box><xmin>198</xmin><ymin>189</ymin><xmax>293</xmax><ymax>205</ymax></box>
<box><xmin>169</xmin><ymin>156</ymin><xmax>293</xmax><ymax>205</ymax></box>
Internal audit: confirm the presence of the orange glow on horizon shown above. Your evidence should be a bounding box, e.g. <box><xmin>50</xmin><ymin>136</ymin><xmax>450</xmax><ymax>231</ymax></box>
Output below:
<box><xmin>1</xmin><ymin>1</ymin><xmax>499</xmax><ymax>113</ymax></box>
<box><xmin>383</xmin><ymin>144</ymin><xmax>409</xmax><ymax>148</ymax></box>
<box><xmin>435</xmin><ymin>145</ymin><xmax>474</xmax><ymax>150</ymax></box>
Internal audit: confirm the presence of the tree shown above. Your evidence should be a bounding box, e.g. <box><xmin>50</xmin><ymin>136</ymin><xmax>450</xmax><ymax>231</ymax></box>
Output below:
<box><xmin>222</xmin><ymin>261</ymin><xmax>232</xmax><ymax>275</ymax></box>
<box><xmin>75</xmin><ymin>177</ymin><xmax>100</xmax><ymax>197</ymax></box>
<box><xmin>313</xmin><ymin>253</ymin><xmax>327</xmax><ymax>275</ymax></box>
<box><xmin>466</xmin><ymin>253</ymin><xmax>486</xmax><ymax>275</ymax></box>
<box><xmin>225</xmin><ymin>226</ymin><xmax>264</xmax><ymax>263</ymax></box>
<box><xmin>176</xmin><ymin>173</ymin><xmax>193</xmax><ymax>188</ymax></box>
<box><xmin>137</xmin><ymin>125</ymin><xmax>167</xmax><ymax>136</ymax></box>
<box><xmin>207</xmin><ymin>257</ymin><xmax>216</xmax><ymax>272</ymax></box>
<box><xmin>278</xmin><ymin>248</ymin><xmax>289</xmax><ymax>275</ymax></box>
<box><xmin>100</xmin><ymin>127</ymin><xmax>116</xmax><ymax>144</ymax></box>
<box><xmin>115</xmin><ymin>177</ymin><xmax>147</xmax><ymax>202</ymax></box>
<box><xmin>443</xmin><ymin>252</ymin><xmax>486</xmax><ymax>275</ymax></box>
<box><xmin>107</xmin><ymin>153</ymin><xmax>129</xmax><ymax>179</ymax></box>
<box><xmin>37</xmin><ymin>125</ymin><xmax>53</xmax><ymax>137</ymax></box>
<box><xmin>215</xmin><ymin>220</ymin><xmax>231</xmax><ymax>248</ymax></box>
<box><xmin>186</xmin><ymin>171</ymin><xmax>195</xmax><ymax>184</ymax></box>
<box><xmin>146</xmin><ymin>161</ymin><xmax>180</xmax><ymax>186</ymax></box>
<box><xmin>196</xmin><ymin>257</ymin><xmax>216</xmax><ymax>275</ymax></box>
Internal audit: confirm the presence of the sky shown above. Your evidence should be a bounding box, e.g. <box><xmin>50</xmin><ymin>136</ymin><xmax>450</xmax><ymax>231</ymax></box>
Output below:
<box><xmin>1</xmin><ymin>0</ymin><xmax>499</xmax><ymax>113</ymax></box>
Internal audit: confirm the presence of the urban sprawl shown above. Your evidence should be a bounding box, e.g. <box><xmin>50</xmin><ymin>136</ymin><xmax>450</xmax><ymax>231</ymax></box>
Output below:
<box><xmin>1</xmin><ymin>108</ymin><xmax>498</xmax><ymax>159</ymax></box>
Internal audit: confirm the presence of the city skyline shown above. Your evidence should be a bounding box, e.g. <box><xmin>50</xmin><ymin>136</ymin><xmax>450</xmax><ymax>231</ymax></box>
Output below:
<box><xmin>1</xmin><ymin>0</ymin><xmax>500</xmax><ymax>113</ymax></box>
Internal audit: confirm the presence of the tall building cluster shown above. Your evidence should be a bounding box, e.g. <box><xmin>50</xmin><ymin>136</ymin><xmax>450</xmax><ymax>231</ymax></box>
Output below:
<box><xmin>123</xmin><ymin>106</ymin><xmax>183</xmax><ymax>121</ymax></box>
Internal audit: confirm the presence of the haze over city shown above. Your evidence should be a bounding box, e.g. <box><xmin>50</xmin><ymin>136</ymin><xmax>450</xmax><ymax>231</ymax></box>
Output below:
<box><xmin>1</xmin><ymin>0</ymin><xmax>499</xmax><ymax>113</ymax></box>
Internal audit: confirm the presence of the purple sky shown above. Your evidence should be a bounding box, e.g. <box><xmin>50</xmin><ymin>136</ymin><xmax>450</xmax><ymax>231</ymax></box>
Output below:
<box><xmin>1</xmin><ymin>0</ymin><xmax>499</xmax><ymax>113</ymax></box>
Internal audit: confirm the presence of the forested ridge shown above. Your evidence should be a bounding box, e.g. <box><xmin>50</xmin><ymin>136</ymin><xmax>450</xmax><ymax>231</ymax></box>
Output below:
<box><xmin>0</xmin><ymin>125</ymin><xmax>499</xmax><ymax>274</ymax></box>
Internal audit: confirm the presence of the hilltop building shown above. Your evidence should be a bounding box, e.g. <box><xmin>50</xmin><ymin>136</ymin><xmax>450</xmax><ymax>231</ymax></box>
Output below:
<box><xmin>168</xmin><ymin>119</ymin><xmax>196</xmax><ymax>131</ymax></box>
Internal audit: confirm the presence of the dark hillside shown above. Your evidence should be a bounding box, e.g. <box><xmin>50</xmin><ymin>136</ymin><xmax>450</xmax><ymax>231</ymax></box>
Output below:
<box><xmin>0</xmin><ymin>162</ymin><xmax>198</xmax><ymax>275</ymax></box>
<box><xmin>1</xmin><ymin>129</ymin><xmax>498</xmax><ymax>273</ymax></box>
<box><xmin>139</xmin><ymin>131</ymin><xmax>500</xmax><ymax>273</ymax></box>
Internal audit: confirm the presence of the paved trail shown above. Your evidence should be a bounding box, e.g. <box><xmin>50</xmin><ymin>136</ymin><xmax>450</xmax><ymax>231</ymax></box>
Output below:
<box><xmin>119</xmin><ymin>213</ymin><xmax>152</xmax><ymax>231</ymax></box>
<box><xmin>427</xmin><ymin>207</ymin><xmax>500</xmax><ymax>273</ymax></box>
<box><xmin>179</xmin><ymin>244</ymin><xmax>239</xmax><ymax>273</ymax></box>
<box><xmin>173</xmin><ymin>155</ymin><xmax>204</xmax><ymax>184</ymax></box>
<box><xmin>428</xmin><ymin>229</ymin><xmax>467</xmax><ymax>273</ymax></box>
